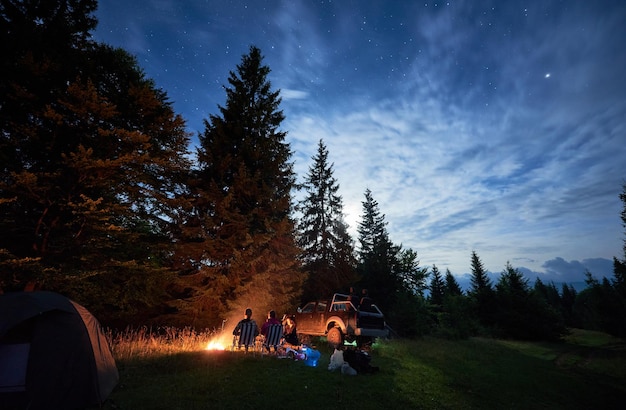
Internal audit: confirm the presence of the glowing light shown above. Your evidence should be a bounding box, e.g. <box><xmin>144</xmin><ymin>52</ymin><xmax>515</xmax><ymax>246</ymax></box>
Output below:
<box><xmin>545</xmin><ymin>73</ymin><xmax>551</xmax><ymax>78</ymax></box>
<box><xmin>205</xmin><ymin>339</ymin><xmax>227</xmax><ymax>351</ymax></box>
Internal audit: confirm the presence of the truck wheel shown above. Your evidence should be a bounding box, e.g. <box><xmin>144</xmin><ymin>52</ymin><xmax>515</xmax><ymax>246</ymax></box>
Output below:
<box><xmin>327</xmin><ymin>327</ymin><xmax>343</xmax><ymax>348</ymax></box>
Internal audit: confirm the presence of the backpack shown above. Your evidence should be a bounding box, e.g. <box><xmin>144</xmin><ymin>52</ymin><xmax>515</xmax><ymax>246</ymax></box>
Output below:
<box><xmin>342</xmin><ymin>349</ymin><xmax>373</xmax><ymax>374</ymax></box>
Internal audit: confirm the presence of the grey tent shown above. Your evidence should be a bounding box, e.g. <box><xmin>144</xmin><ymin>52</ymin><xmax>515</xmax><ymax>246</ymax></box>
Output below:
<box><xmin>0</xmin><ymin>291</ymin><xmax>118</xmax><ymax>409</ymax></box>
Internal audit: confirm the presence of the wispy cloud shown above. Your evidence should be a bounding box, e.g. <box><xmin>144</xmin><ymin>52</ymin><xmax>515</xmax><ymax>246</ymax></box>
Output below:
<box><xmin>284</xmin><ymin>0</ymin><xmax>625</xmax><ymax>280</ymax></box>
<box><xmin>280</xmin><ymin>89</ymin><xmax>309</xmax><ymax>100</ymax></box>
<box><xmin>95</xmin><ymin>0</ymin><xmax>626</xmax><ymax>283</ymax></box>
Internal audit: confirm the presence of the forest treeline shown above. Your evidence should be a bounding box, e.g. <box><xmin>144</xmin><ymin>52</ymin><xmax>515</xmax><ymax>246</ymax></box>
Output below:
<box><xmin>2</xmin><ymin>1</ymin><xmax>625</xmax><ymax>340</ymax></box>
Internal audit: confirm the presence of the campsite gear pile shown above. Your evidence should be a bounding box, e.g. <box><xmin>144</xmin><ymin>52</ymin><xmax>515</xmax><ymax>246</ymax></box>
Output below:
<box><xmin>0</xmin><ymin>291</ymin><xmax>118</xmax><ymax>409</ymax></box>
<box><xmin>328</xmin><ymin>347</ymin><xmax>379</xmax><ymax>375</ymax></box>
<box><xmin>281</xmin><ymin>344</ymin><xmax>321</xmax><ymax>366</ymax></box>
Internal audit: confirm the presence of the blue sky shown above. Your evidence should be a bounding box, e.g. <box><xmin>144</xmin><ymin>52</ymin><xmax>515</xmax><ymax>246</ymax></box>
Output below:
<box><xmin>93</xmin><ymin>0</ymin><xmax>626</xmax><ymax>285</ymax></box>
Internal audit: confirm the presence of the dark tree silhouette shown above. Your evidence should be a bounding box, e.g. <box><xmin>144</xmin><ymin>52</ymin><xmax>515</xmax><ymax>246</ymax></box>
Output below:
<box><xmin>575</xmin><ymin>183</ymin><xmax>626</xmax><ymax>337</ymax></box>
<box><xmin>356</xmin><ymin>188</ymin><xmax>400</xmax><ymax>312</ymax></box>
<box><xmin>0</xmin><ymin>1</ymin><xmax>192</xmax><ymax>325</ymax></box>
<box><xmin>185</xmin><ymin>46</ymin><xmax>304</xmax><ymax>326</ymax></box>
<box><xmin>467</xmin><ymin>251</ymin><xmax>496</xmax><ymax>327</ymax></box>
<box><xmin>297</xmin><ymin>139</ymin><xmax>357</xmax><ymax>301</ymax></box>
<box><xmin>494</xmin><ymin>261</ymin><xmax>566</xmax><ymax>340</ymax></box>
<box><xmin>396</xmin><ymin>248</ymin><xmax>429</xmax><ymax>296</ymax></box>
<box><xmin>428</xmin><ymin>264</ymin><xmax>445</xmax><ymax>307</ymax></box>
<box><xmin>614</xmin><ymin>182</ymin><xmax>626</xmax><ymax>298</ymax></box>
<box><xmin>444</xmin><ymin>268</ymin><xmax>463</xmax><ymax>297</ymax></box>
<box><xmin>469</xmin><ymin>250</ymin><xmax>492</xmax><ymax>292</ymax></box>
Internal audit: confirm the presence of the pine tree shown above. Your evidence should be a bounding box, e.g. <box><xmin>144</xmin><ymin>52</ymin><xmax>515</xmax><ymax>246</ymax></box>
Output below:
<box><xmin>467</xmin><ymin>251</ymin><xmax>496</xmax><ymax>327</ymax></box>
<box><xmin>356</xmin><ymin>188</ymin><xmax>400</xmax><ymax>311</ymax></box>
<box><xmin>497</xmin><ymin>261</ymin><xmax>528</xmax><ymax>295</ymax></box>
<box><xmin>396</xmin><ymin>248</ymin><xmax>429</xmax><ymax>296</ymax></box>
<box><xmin>495</xmin><ymin>261</ymin><xmax>566</xmax><ymax>340</ymax></box>
<box><xmin>613</xmin><ymin>257</ymin><xmax>626</xmax><ymax>299</ymax></box>
<box><xmin>428</xmin><ymin>264</ymin><xmax>445</xmax><ymax>306</ymax></box>
<box><xmin>469</xmin><ymin>250</ymin><xmax>492</xmax><ymax>293</ymax></box>
<box><xmin>386</xmin><ymin>248</ymin><xmax>430</xmax><ymax>337</ymax></box>
<box><xmin>613</xmin><ymin>182</ymin><xmax>626</xmax><ymax>298</ymax></box>
<box><xmin>444</xmin><ymin>268</ymin><xmax>463</xmax><ymax>296</ymax></box>
<box><xmin>560</xmin><ymin>283</ymin><xmax>578</xmax><ymax>327</ymax></box>
<box><xmin>436</xmin><ymin>268</ymin><xmax>474</xmax><ymax>339</ymax></box>
<box><xmin>297</xmin><ymin>139</ymin><xmax>357</xmax><ymax>300</ymax></box>
<box><xmin>533</xmin><ymin>278</ymin><xmax>561</xmax><ymax>309</ymax></box>
<box><xmin>619</xmin><ymin>183</ymin><xmax>626</xmax><ymax>256</ymax></box>
<box><xmin>494</xmin><ymin>261</ymin><xmax>529</xmax><ymax>337</ymax></box>
<box><xmin>578</xmin><ymin>182</ymin><xmax>626</xmax><ymax>337</ymax></box>
<box><xmin>1</xmin><ymin>1</ymin><xmax>98</xmax><ymax>251</ymax></box>
<box><xmin>188</xmin><ymin>46</ymin><xmax>304</xmax><ymax>326</ymax></box>
<box><xmin>0</xmin><ymin>2</ymin><xmax>192</xmax><ymax>325</ymax></box>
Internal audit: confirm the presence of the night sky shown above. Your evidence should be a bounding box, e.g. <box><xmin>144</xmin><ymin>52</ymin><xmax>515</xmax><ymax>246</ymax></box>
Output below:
<box><xmin>93</xmin><ymin>0</ymin><xmax>626</xmax><ymax>284</ymax></box>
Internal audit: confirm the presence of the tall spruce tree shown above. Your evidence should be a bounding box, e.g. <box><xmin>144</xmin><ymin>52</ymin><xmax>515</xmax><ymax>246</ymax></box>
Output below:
<box><xmin>494</xmin><ymin>261</ymin><xmax>530</xmax><ymax>337</ymax></box>
<box><xmin>614</xmin><ymin>182</ymin><xmax>626</xmax><ymax>298</ymax></box>
<box><xmin>560</xmin><ymin>283</ymin><xmax>578</xmax><ymax>327</ymax></box>
<box><xmin>0</xmin><ymin>1</ymin><xmax>192</xmax><ymax>325</ymax></box>
<box><xmin>391</xmin><ymin>247</ymin><xmax>431</xmax><ymax>333</ymax></box>
<box><xmin>437</xmin><ymin>268</ymin><xmax>474</xmax><ymax>339</ymax></box>
<box><xmin>467</xmin><ymin>250</ymin><xmax>496</xmax><ymax>327</ymax></box>
<box><xmin>356</xmin><ymin>188</ymin><xmax>400</xmax><ymax>312</ymax></box>
<box><xmin>297</xmin><ymin>139</ymin><xmax>357</xmax><ymax>301</ymax></box>
<box><xmin>189</xmin><ymin>46</ymin><xmax>304</xmax><ymax>326</ymax></box>
<box><xmin>578</xmin><ymin>182</ymin><xmax>626</xmax><ymax>337</ymax></box>
<box><xmin>444</xmin><ymin>268</ymin><xmax>463</xmax><ymax>296</ymax></box>
<box><xmin>396</xmin><ymin>248</ymin><xmax>429</xmax><ymax>296</ymax></box>
<box><xmin>469</xmin><ymin>250</ymin><xmax>492</xmax><ymax>292</ymax></box>
<box><xmin>533</xmin><ymin>278</ymin><xmax>562</xmax><ymax>311</ymax></box>
<box><xmin>428</xmin><ymin>264</ymin><xmax>445</xmax><ymax>306</ymax></box>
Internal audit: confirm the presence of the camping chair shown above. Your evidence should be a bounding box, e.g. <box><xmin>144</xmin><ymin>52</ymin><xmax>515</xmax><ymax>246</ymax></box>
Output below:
<box><xmin>262</xmin><ymin>324</ymin><xmax>283</xmax><ymax>355</ymax></box>
<box><xmin>233</xmin><ymin>322</ymin><xmax>258</xmax><ymax>352</ymax></box>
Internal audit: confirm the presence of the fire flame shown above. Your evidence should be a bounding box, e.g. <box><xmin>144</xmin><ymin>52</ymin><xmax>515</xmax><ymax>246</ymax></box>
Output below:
<box><xmin>205</xmin><ymin>341</ymin><xmax>225</xmax><ymax>350</ymax></box>
<box><xmin>205</xmin><ymin>336</ymin><xmax>229</xmax><ymax>351</ymax></box>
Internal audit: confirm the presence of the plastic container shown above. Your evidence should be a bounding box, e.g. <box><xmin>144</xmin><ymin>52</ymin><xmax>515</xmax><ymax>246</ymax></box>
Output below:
<box><xmin>303</xmin><ymin>346</ymin><xmax>321</xmax><ymax>367</ymax></box>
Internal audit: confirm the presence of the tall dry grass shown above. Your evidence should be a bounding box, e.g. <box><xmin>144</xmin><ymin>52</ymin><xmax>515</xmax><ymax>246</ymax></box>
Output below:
<box><xmin>105</xmin><ymin>326</ymin><xmax>218</xmax><ymax>361</ymax></box>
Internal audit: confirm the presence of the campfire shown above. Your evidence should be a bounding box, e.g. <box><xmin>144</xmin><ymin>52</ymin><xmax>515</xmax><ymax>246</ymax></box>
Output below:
<box><xmin>205</xmin><ymin>340</ymin><xmax>226</xmax><ymax>350</ymax></box>
<box><xmin>204</xmin><ymin>318</ymin><xmax>232</xmax><ymax>351</ymax></box>
<box><xmin>205</xmin><ymin>335</ymin><xmax>230</xmax><ymax>351</ymax></box>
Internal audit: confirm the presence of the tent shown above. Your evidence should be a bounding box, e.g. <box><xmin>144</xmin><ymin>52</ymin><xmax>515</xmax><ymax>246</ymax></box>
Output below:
<box><xmin>0</xmin><ymin>291</ymin><xmax>119</xmax><ymax>409</ymax></box>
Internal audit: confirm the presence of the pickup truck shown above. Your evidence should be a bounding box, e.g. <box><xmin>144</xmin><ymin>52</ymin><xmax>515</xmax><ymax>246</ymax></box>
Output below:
<box><xmin>294</xmin><ymin>293</ymin><xmax>389</xmax><ymax>347</ymax></box>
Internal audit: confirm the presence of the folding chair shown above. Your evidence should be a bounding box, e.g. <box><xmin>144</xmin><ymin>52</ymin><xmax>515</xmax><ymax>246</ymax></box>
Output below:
<box><xmin>233</xmin><ymin>322</ymin><xmax>258</xmax><ymax>352</ymax></box>
<box><xmin>262</xmin><ymin>323</ymin><xmax>283</xmax><ymax>355</ymax></box>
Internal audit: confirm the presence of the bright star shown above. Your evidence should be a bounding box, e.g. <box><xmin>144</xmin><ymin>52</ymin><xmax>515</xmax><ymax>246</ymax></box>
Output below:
<box><xmin>545</xmin><ymin>73</ymin><xmax>551</xmax><ymax>78</ymax></box>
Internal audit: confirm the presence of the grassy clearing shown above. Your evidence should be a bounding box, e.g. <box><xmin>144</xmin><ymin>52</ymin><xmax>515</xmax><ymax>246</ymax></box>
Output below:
<box><xmin>98</xmin><ymin>328</ymin><xmax>626</xmax><ymax>410</ymax></box>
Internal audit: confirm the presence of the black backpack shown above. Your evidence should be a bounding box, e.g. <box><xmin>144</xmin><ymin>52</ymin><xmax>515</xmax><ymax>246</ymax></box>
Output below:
<box><xmin>343</xmin><ymin>349</ymin><xmax>375</xmax><ymax>373</ymax></box>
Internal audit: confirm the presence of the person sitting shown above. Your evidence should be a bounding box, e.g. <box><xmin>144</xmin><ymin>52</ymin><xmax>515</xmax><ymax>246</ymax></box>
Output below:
<box><xmin>261</xmin><ymin>310</ymin><xmax>281</xmax><ymax>335</ymax></box>
<box><xmin>359</xmin><ymin>289</ymin><xmax>373</xmax><ymax>311</ymax></box>
<box><xmin>349</xmin><ymin>287</ymin><xmax>360</xmax><ymax>310</ymax></box>
<box><xmin>261</xmin><ymin>310</ymin><xmax>282</xmax><ymax>352</ymax></box>
<box><xmin>282</xmin><ymin>314</ymin><xmax>299</xmax><ymax>346</ymax></box>
<box><xmin>232</xmin><ymin>308</ymin><xmax>259</xmax><ymax>351</ymax></box>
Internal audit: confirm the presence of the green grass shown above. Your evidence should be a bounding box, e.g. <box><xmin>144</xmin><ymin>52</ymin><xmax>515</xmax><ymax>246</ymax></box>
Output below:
<box><xmin>98</xmin><ymin>329</ymin><xmax>626</xmax><ymax>410</ymax></box>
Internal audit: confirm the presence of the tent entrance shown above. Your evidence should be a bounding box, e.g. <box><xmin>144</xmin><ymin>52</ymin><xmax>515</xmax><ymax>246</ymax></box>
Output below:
<box><xmin>0</xmin><ymin>343</ymin><xmax>30</xmax><ymax>392</ymax></box>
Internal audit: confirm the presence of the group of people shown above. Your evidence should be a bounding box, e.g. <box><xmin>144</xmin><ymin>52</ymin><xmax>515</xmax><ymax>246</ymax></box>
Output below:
<box><xmin>232</xmin><ymin>308</ymin><xmax>299</xmax><ymax>351</ymax></box>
